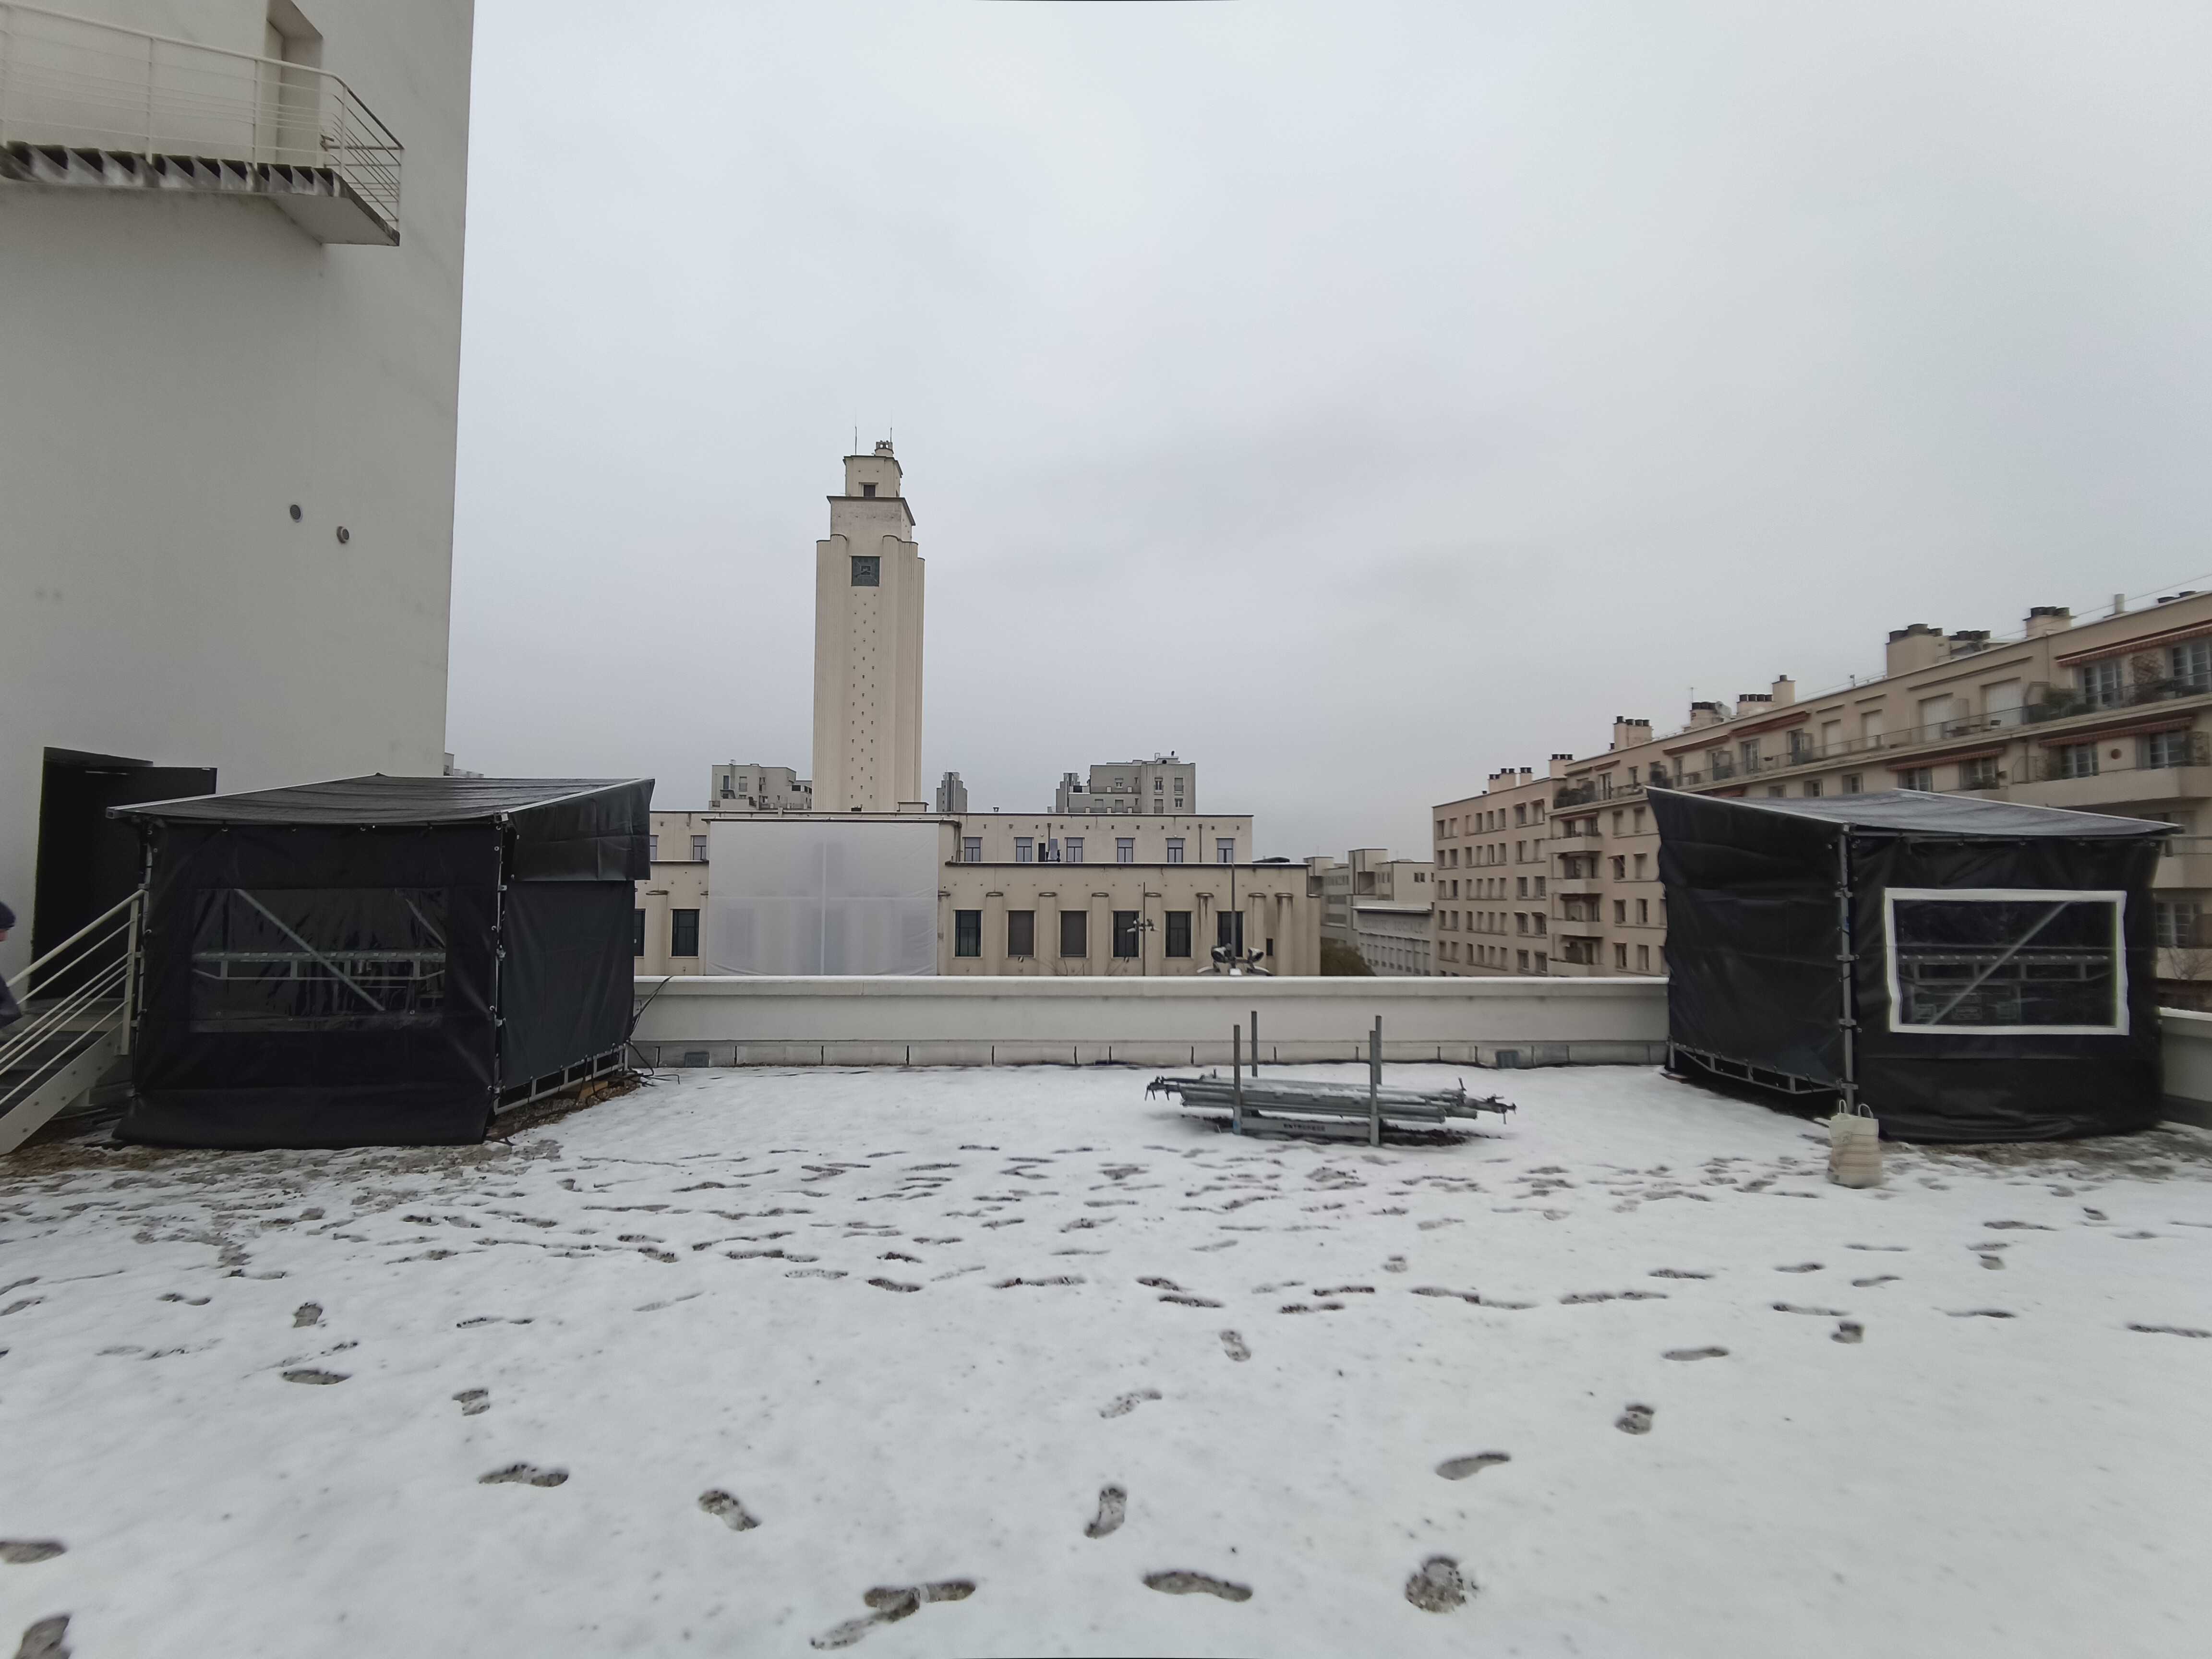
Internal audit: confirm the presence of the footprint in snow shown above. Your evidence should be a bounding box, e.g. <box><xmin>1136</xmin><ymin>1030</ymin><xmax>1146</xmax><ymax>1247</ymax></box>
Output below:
<box><xmin>1664</xmin><ymin>1346</ymin><xmax>1729</xmax><ymax>1361</ymax></box>
<box><xmin>1978</xmin><ymin>1254</ymin><xmax>2006</xmax><ymax>1271</ymax></box>
<box><xmin>1159</xmin><ymin>1292</ymin><xmax>1222</xmax><ymax>1308</ymax></box>
<box><xmin>292</xmin><ymin>1302</ymin><xmax>323</xmax><ymax>1327</ymax></box>
<box><xmin>454</xmin><ymin>1389</ymin><xmax>490</xmax><ymax>1416</ymax></box>
<box><xmin>1649</xmin><ymin>1268</ymin><xmax>1712</xmax><ymax>1279</ymax></box>
<box><xmin>878</xmin><ymin>1252</ymin><xmax>921</xmax><ymax>1263</ymax></box>
<box><xmin>479</xmin><ymin>1464</ymin><xmax>566</xmax><ymax>1487</ymax></box>
<box><xmin>1084</xmin><ymin>1486</ymin><xmax>1127</xmax><ymax>1539</ymax></box>
<box><xmin>1219</xmin><ymin>1330</ymin><xmax>1250</xmax><ymax>1362</ymax></box>
<box><xmin>698</xmin><ymin>1489</ymin><xmax>760</xmax><ymax>1530</ymax></box>
<box><xmin>810</xmin><ymin>1581</ymin><xmax>975</xmax><ymax>1650</ymax></box>
<box><xmin>1383</xmin><ymin>1255</ymin><xmax>1407</xmax><ymax>1273</ymax></box>
<box><xmin>1833</xmin><ymin>1321</ymin><xmax>1863</xmax><ymax>1344</ymax></box>
<box><xmin>1616</xmin><ymin>1403</ymin><xmax>1655</xmax><ymax>1435</ymax></box>
<box><xmin>14</xmin><ymin>1615</ymin><xmax>69</xmax><ymax>1659</ymax></box>
<box><xmin>158</xmin><ymin>1293</ymin><xmax>210</xmax><ymax>1306</ymax></box>
<box><xmin>1434</xmin><ymin>1452</ymin><xmax>1509</xmax><ymax>1480</ymax></box>
<box><xmin>1946</xmin><ymin>1309</ymin><xmax>2015</xmax><ymax>1319</ymax></box>
<box><xmin>1143</xmin><ymin>1570</ymin><xmax>1250</xmax><ymax>1602</ymax></box>
<box><xmin>1851</xmin><ymin>1274</ymin><xmax>1900</xmax><ymax>1288</ymax></box>
<box><xmin>993</xmin><ymin>1276</ymin><xmax>1083</xmax><ymax>1289</ymax></box>
<box><xmin>1775</xmin><ymin>1262</ymin><xmax>1823</xmax><ymax>1274</ymax></box>
<box><xmin>1101</xmin><ymin>1389</ymin><xmax>1161</xmax><ymax>1419</ymax></box>
<box><xmin>1772</xmin><ymin>1303</ymin><xmax>1845</xmax><ymax>1316</ymax></box>
<box><xmin>0</xmin><ymin>1540</ymin><xmax>65</xmax><ymax>1564</ymax></box>
<box><xmin>281</xmin><ymin>1368</ymin><xmax>347</xmax><ymax>1385</ymax></box>
<box><xmin>1404</xmin><ymin>1555</ymin><xmax>1470</xmax><ymax>1612</ymax></box>
<box><xmin>789</xmin><ymin>1269</ymin><xmax>847</xmax><ymax>1280</ymax></box>
<box><xmin>2127</xmin><ymin>1323</ymin><xmax>2210</xmax><ymax>1338</ymax></box>
<box><xmin>867</xmin><ymin>1278</ymin><xmax>920</xmax><ymax>1293</ymax></box>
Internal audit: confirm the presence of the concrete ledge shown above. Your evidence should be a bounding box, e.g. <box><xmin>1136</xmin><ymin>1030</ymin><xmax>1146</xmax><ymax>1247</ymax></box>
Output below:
<box><xmin>630</xmin><ymin>974</ymin><xmax>1670</xmax><ymax>1069</ymax></box>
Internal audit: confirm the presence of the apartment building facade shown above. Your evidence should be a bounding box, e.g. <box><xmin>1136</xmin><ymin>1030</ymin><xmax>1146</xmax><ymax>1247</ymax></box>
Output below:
<box><xmin>1433</xmin><ymin>592</ymin><xmax>2212</xmax><ymax>1004</ymax></box>
<box><xmin>709</xmin><ymin>763</ymin><xmax>812</xmax><ymax>811</ymax></box>
<box><xmin>1054</xmin><ymin>754</ymin><xmax>1196</xmax><ymax>815</ymax></box>
<box><xmin>1308</xmin><ymin>849</ymin><xmax>1434</xmax><ymax>966</ymax></box>
<box><xmin>632</xmin><ymin>809</ymin><xmax>1303</xmax><ymax>975</ymax></box>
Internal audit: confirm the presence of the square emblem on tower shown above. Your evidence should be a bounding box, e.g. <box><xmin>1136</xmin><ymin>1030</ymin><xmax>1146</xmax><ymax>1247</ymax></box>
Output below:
<box><xmin>851</xmin><ymin>555</ymin><xmax>880</xmax><ymax>587</ymax></box>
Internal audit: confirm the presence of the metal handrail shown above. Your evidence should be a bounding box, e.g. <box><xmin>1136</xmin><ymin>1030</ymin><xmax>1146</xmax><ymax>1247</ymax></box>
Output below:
<box><xmin>4</xmin><ymin>887</ymin><xmax>139</xmax><ymax>994</ymax></box>
<box><xmin>0</xmin><ymin>3</ymin><xmax>401</xmax><ymax>234</ymax></box>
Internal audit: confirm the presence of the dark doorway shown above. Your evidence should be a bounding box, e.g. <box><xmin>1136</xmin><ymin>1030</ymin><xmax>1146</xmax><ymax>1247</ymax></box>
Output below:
<box><xmin>32</xmin><ymin>750</ymin><xmax>215</xmax><ymax>990</ymax></box>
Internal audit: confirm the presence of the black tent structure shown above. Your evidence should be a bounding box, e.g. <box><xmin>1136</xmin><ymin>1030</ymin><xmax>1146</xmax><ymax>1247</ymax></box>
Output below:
<box><xmin>110</xmin><ymin>776</ymin><xmax>651</xmax><ymax>1149</ymax></box>
<box><xmin>1649</xmin><ymin>788</ymin><xmax>2173</xmax><ymax>1142</ymax></box>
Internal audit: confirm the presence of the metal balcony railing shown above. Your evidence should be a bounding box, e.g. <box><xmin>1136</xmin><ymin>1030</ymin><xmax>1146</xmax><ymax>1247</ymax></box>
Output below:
<box><xmin>0</xmin><ymin>3</ymin><xmax>399</xmax><ymax>241</ymax></box>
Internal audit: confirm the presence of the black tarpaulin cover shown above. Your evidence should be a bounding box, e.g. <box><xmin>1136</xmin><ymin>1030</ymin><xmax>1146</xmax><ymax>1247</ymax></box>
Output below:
<box><xmin>1650</xmin><ymin>788</ymin><xmax>2170</xmax><ymax>1142</ymax></box>
<box><xmin>111</xmin><ymin>776</ymin><xmax>650</xmax><ymax>1149</ymax></box>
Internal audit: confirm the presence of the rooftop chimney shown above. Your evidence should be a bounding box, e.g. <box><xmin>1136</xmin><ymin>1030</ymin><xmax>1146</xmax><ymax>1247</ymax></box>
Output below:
<box><xmin>2024</xmin><ymin>605</ymin><xmax>2072</xmax><ymax>639</ymax></box>
<box><xmin>1735</xmin><ymin>693</ymin><xmax>1773</xmax><ymax>719</ymax></box>
<box><xmin>1686</xmin><ymin>700</ymin><xmax>1725</xmax><ymax>730</ymax></box>
<box><xmin>1886</xmin><ymin>623</ymin><xmax>1946</xmax><ymax>677</ymax></box>
<box><xmin>1770</xmin><ymin>675</ymin><xmax>1795</xmax><ymax>706</ymax></box>
<box><xmin>1611</xmin><ymin>716</ymin><xmax>1651</xmax><ymax>751</ymax></box>
<box><xmin>1947</xmin><ymin>629</ymin><xmax>1991</xmax><ymax>657</ymax></box>
<box><xmin>1548</xmin><ymin>753</ymin><xmax>1574</xmax><ymax>779</ymax></box>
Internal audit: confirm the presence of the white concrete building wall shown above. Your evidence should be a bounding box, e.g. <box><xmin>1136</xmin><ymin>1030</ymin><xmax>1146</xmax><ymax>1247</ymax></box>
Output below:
<box><xmin>0</xmin><ymin>0</ymin><xmax>474</xmax><ymax>977</ymax></box>
<box><xmin>630</xmin><ymin>973</ymin><xmax>1668</xmax><ymax>1068</ymax></box>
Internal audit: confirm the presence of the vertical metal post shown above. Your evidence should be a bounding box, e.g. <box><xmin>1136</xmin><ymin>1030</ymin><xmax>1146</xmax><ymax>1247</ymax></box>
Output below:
<box><xmin>1231</xmin><ymin>1023</ymin><xmax>1243</xmax><ymax>1134</ymax></box>
<box><xmin>144</xmin><ymin>33</ymin><xmax>157</xmax><ymax>158</ymax></box>
<box><xmin>117</xmin><ymin>886</ymin><xmax>141</xmax><ymax>1057</ymax></box>
<box><xmin>1250</xmin><ymin>1009</ymin><xmax>1258</xmax><ymax>1074</ymax></box>
<box><xmin>1837</xmin><ymin>831</ymin><xmax>1859</xmax><ymax>1113</ymax></box>
<box><xmin>1368</xmin><ymin>1015</ymin><xmax>1381</xmax><ymax>1147</ymax></box>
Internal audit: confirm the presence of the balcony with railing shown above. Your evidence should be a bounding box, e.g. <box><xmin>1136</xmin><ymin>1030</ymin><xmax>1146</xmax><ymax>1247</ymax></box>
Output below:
<box><xmin>0</xmin><ymin>3</ymin><xmax>400</xmax><ymax>244</ymax></box>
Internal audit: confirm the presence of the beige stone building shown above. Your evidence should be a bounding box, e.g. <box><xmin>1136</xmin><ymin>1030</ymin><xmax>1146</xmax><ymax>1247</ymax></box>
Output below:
<box><xmin>1054</xmin><ymin>754</ymin><xmax>1197</xmax><ymax>815</ymax></box>
<box><xmin>811</xmin><ymin>442</ymin><xmax>925</xmax><ymax>813</ymax></box>
<box><xmin>1352</xmin><ymin>901</ymin><xmax>1434</xmax><ymax>976</ymax></box>
<box><xmin>1433</xmin><ymin>591</ymin><xmax>2212</xmax><ymax>1002</ymax></box>
<box><xmin>633</xmin><ymin>807</ymin><xmax>1312</xmax><ymax>976</ymax></box>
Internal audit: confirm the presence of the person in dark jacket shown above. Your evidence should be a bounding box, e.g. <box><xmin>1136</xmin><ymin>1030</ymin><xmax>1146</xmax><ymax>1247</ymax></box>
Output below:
<box><xmin>0</xmin><ymin>899</ymin><xmax>18</xmax><ymax>1029</ymax></box>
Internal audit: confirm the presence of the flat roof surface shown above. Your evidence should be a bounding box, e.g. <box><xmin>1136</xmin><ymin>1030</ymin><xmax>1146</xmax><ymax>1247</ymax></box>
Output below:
<box><xmin>111</xmin><ymin>774</ymin><xmax>649</xmax><ymax>825</ymax></box>
<box><xmin>8</xmin><ymin>1065</ymin><xmax>2209</xmax><ymax>1653</ymax></box>
<box><xmin>1656</xmin><ymin>787</ymin><xmax>2173</xmax><ymax>838</ymax></box>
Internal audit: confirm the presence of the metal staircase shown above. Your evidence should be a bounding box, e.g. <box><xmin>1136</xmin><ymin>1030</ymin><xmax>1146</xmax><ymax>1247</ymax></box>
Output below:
<box><xmin>0</xmin><ymin>890</ymin><xmax>141</xmax><ymax>1156</ymax></box>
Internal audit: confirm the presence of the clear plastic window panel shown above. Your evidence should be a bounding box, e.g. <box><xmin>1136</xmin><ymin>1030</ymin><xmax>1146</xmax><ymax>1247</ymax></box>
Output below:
<box><xmin>1888</xmin><ymin>893</ymin><xmax>2121</xmax><ymax>1032</ymax></box>
<box><xmin>191</xmin><ymin>888</ymin><xmax>448</xmax><ymax>1031</ymax></box>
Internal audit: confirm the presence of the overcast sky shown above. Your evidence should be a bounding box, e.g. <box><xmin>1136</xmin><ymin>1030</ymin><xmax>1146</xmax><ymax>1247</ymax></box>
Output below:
<box><xmin>446</xmin><ymin>0</ymin><xmax>2212</xmax><ymax>860</ymax></box>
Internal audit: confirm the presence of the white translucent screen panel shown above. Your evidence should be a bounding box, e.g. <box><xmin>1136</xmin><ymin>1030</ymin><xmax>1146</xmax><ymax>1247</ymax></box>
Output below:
<box><xmin>1884</xmin><ymin>888</ymin><xmax>2125</xmax><ymax>1036</ymax></box>
<box><xmin>705</xmin><ymin>820</ymin><xmax>939</xmax><ymax>975</ymax></box>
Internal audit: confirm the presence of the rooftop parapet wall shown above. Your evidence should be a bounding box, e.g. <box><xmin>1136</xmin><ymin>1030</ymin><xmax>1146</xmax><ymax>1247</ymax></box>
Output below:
<box><xmin>630</xmin><ymin>974</ymin><xmax>1667</xmax><ymax>1068</ymax></box>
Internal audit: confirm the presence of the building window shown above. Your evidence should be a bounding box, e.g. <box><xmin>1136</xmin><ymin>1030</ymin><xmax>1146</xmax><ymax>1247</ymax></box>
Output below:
<box><xmin>1216</xmin><ymin>839</ymin><xmax>1235</xmax><ymax>864</ymax></box>
<box><xmin>1112</xmin><ymin>911</ymin><xmax>1140</xmax><ymax>958</ymax></box>
<box><xmin>1613</xmin><ymin>900</ymin><xmax>1627</xmax><ymax>923</ymax></box>
<box><xmin>2049</xmin><ymin>743</ymin><xmax>2098</xmax><ymax>781</ymax></box>
<box><xmin>954</xmin><ymin>910</ymin><xmax>982</xmax><ymax>957</ymax></box>
<box><xmin>1166</xmin><ymin>838</ymin><xmax>1184</xmax><ymax>864</ymax></box>
<box><xmin>690</xmin><ymin>835</ymin><xmax>708</xmax><ymax>862</ymax></box>
<box><xmin>1637</xmin><ymin>944</ymin><xmax>1651</xmax><ymax>972</ymax></box>
<box><xmin>1534</xmin><ymin>950</ymin><xmax>1548</xmax><ymax>972</ymax></box>
<box><xmin>1804</xmin><ymin>779</ymin><xmax>1823</xmax><ymax>798</ymax></box>
<box><xmin>2080</xmin><ymin>658</ymin><xmax>2126</xmax><ymax>708</ymax></box>
<box><xmin>2156</xmin><ymin>899</ymin><xmax>2200</xmax><ymax>950</ymax></box>
<box><xmin>1164</xmin><ymin>911</ymin><xmax>1191</xmax><ymax>957</ymax></box>
<box><xmin>1015</xmin><ymin>837</ymin><xmax>1034</xmax><ymax>863</ymax></box>
<box><xmin>648</xmin><ymin>834</ymin><xmax>660</xmax><ymax>861</ymax></box>
<box><xmin>1060</xmin><ymin>910</ymin><xmax>1088</xmax><ymax>958</ymax></box>
<box><xmin>1960</xmin><ymin>756</ymin><xmax>2001</xmax><ymax>790</ymax></box>
<box><xmin>851</xmin><ymin>554</ymin><xmax>880</xmax><ymax>586</ymax></box>
<box><xmin>2171</xmin><ymin>638</ymin><xmax>2212</xmax><ymax>691</ymax></box>
<box><xmin>2142</xmin><ymin>729</ymin><xmax>2193</xmax><ymax>770</ymax></box>
<box><xmin>632</xmin><ymin>909</ymin><xmax>646</xmax><ymax>957</ymax></box>
<box><xmin>1611</xmin><ymin>856</ymin><xmax>1626</xmax><ymax>879</ymax></box>
<box><xmin>1007</xmin><ymin>910</ymin><xmax>1035</xmax><ymax>958</ymax></box>
<box><xmin>1613</xmin><ymin>942</ymin><xmax>1628</xmax><ymax>968</ymax></box>
<box><xmin>1532</xmin><ymin>914</ymin><xmax>1546</xmax><ymax>935</ymax></box>
<box><xmin>1117</xmin><ymin>837</ymin><xmax>1134</xmax><ymax>864</ymax></box>
<box><xmin>1767</xmin><ymin>785</ymin><xmax>1785</xmax><ymax>797</ymax></box>
<box><xmin>1217</xmin><ymin>912</ymin><xmax>1245</xmax><ymax>952</ymax></box>
<box><xmin>1888</xmin><ymin>890</ymin><xmax>2124</xmax><ymax>1033</ymax></box>
<box><xmin>963</xmin><ymin>837</ymin><xmax>982</xmax><ymax>862</ymax></box>
<box><xmin>860</xmin><ymin>482</ymin><xmax>877</xmax><ymax>497</ymax></box>
<box><xmin>670</xmin><ymin>909</ymin><xmax>700</xmax><ymax>959</ymax></box>
<box><xmin>1898</xmin><ymin>767</ymin><xmax>1934</xmax><ymax>792</ymax></box>
<box><xmin>719</xmin><ymin>780</ymin><xmax>734</xmax><ymax>799</ymax></box>
<box><xmin>1637</xmin><ymin>898</ymin><xmax>1649</xmax><ymax>924</ymax></box>
<box><xmin>1066</xmin><ymin>837</ymin><xmax>1084</xmax><ymax>864</ymax></box>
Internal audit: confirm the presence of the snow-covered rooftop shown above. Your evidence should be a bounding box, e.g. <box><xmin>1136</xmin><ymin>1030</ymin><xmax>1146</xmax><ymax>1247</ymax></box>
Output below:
<box><xmin>4</xmin><ymin>1064</ymin><xmax>2210</xmax><ymax>1656</ymax></box>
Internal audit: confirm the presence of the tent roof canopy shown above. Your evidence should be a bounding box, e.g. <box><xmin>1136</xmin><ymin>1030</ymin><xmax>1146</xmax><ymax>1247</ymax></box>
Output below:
<box><xmin>110</xmin><ymin>775</ymin><xmax>651</xmax><ymax>827</ymax></box>
<box><xmin>1650</xmin><ymin>788</ymin><xmax>2172</xmax><ymax>840</ymax></box>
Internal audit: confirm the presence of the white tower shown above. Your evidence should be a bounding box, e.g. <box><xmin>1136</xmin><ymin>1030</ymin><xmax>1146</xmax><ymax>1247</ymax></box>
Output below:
<box><xmin>811</xmin><ymin>441</ymin><xmax>926</xmax><ymax>812</ymax></box>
